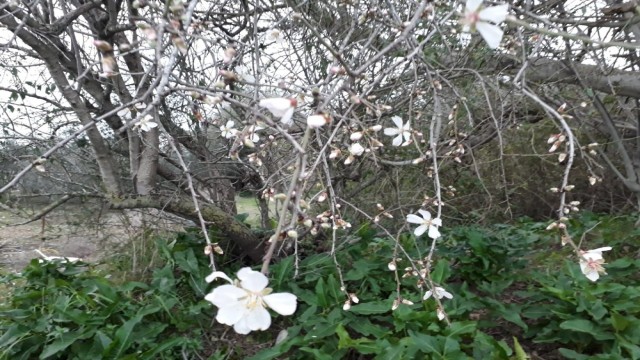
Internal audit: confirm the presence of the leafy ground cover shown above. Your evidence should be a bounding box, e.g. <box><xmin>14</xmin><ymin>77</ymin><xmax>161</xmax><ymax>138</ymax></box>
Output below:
<box><xmin>1</xmin><ymin>213</ymin><xmax>639</xmax><ymax>359</ymax></box>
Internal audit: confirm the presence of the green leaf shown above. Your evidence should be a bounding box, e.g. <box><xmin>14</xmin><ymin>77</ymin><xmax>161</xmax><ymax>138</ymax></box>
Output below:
<box><xmin>431</xmin><ymin>259</ymin><xmax>450</xmax><ymax>283</ymax></box>
<box><xmin>512</xmin><ymin>337</ymin><xmax>528</xmax><ymax>360</ymax></box>
<box><xmin>559</xmin><ymin>319</ymin><xmax>595</xmax><ymax>333</ymax></box>
<box><xmin>103</xmin><ymin>315</ymin><xmax>143</xmax><ymax>358</ymax></box>
<box><xmin>40</xmin><ymin>329</ymin><xmax>94</xmax><ymax>359</ymax></box>
<box><xmin>611</xmin><ymin>312</ymin><xmax>629</xmax><ymax>332</ymax></box>
<box><xmin>558</xmin><ymin>348</ymin><xmax>590</xmax><ymax>360</ymax></box>
<box><xmin>272</xmin><ymin>256</ymin><xmax>294</xmax><ymax>288</ymax></box>
<box><xmin>349</xmin><ymin>301</ymin><xmax>391</xmax><ymax>315</ymax></box>
<box><xmin>139</xmin><ymin>336</ymin><xmax>185</xmax><ymax>359</ymax></box>
<box><xmin>559</xmin><ymin>319</ymin><xmax>614</xmax><ymax>340</ymax></box>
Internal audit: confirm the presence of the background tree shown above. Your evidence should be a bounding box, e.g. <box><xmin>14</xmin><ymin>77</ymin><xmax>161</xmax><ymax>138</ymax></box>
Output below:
<box><xmin>0</xmin><ymin>0</ymin><xmax>638</xmax><ymax>273</ymax></box>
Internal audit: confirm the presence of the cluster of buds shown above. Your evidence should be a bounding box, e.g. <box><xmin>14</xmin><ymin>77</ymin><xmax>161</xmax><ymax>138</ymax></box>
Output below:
<box><xmin>562</xmin><ymin>201</ymin><xmax>581</xmax><ymax>215</ymax></box>
<box><xmin>247</xmin><ymin>152</ymin><xmax>262</xmax><ymax>167</ymax></box>
<box><xmin>137</xmin><ymin>23</ymin><xmax>158</xmax><ymax>44</ymax></box>
<box><xmin>545</xmin><ymin>217</ymin><xmax>569</xmax><ymax>231</ymax></box>
<box><xmin>373</xmin><ymin>203</ymin><xmax>394</xmax><ymax>224</ymax></box>
<box><xmin>445</xmin><ymin>186</ymin><xmax>457</xmax><ymax>198</ymax></box>
<box><xmin>94</xmin><ymin>40</ymin><xmax>117</xmax><ymax>78</ymax></box>
<box><xmin>588</xmin><ymin>175</ymin><xmax>603</xmax><ymax>186</ymax></box>
<box><xmin>342</xmin><ymin>293</ymin><xmax>360</xmax><ymax>311</ymax></box>
<box><xmin>444</xmin><ymin>144</ymin><xmax>465</xmax><ymax>163</ymax></box>
<box><xmin>549</xmin><ymin>184</ymin><xmax>575</xmax><ymax>193</ymax></box>
<box><xmin>402</xmin><ymin>259</ymin><xmax>429</xmax><ymax>287</ymax></box>
<box><xmin>547</xmin><ymin>133</ymin><xmax>566</xmax><ymax>153</ymax></box>
<box><xmin>191</xmin><ymin>91</ymin><xmax>223</xmax><ymax>106</ymax></box>
<box><xmin>392</xmin><ymin>297</ymin><xmax>415</xmax><ymax>311</ymax></box>
<box><xmin>585</xmin><ymin>142</ymin><xmax>599</xmax><ymax>156</ymax></box>
<box><xmin>204</xmin><ymin>243</ymin><xmax>224</xmax><ymax>255</ymax></box>
<box><xmin>422</xmin><ymin>195</ymin><xmax>443</xmax><ymax>207</ymax></box>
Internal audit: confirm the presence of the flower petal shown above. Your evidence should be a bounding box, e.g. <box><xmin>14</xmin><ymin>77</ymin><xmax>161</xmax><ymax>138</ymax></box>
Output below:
<box><xmin>232</xmin><ymin>315</ymin><xmax>252</xmax><ymax>334</ymax></box>
<box><xmin>205</xmin><ymin>271</ymin><xmax>233</xmax><ymax>283</ymax></box>
<box><xmin>417</xmin><ymin>209</ymin><xmax>432</xmax><ymax>220</ymax></box>
<box><xmin>475</xmin><ymin>22</ymin><xmax>504</xmax><ymax>49</ymax></box>
<box><xmin>465</xmin><ymin>0</ymin><xmax>483</xmax><ymax>13</ymax></box>
<box><xmin>428</xmin><ymin>225</ymin><xmax>441</xmax><ymax>239</ymax></box>
<box><xmin>264</xmin><ymin>293</ymin><xmax>298</xmax><ymax>315</ymax></box>
<box><xmin>384</xmin><ymin>128</ymin><xmax>401</xmax><ymax>136</ymax></box>
<box><xmin>391</xmin><ymin>116</ymin><xmax>403</xmax><ymax>128</ymax></box>
<box><xmin>414</xmin><ymin>224</ymin><xmax>428</xmax><ymax>237</ymax></box>
<box><xmin>238</xmin><ymin>268</ymin><xmax>269</xmax><ymax>292</ymax></box>
<box><xmin>215</xmin><ymin>301</ymin><xmax>246</xmax><ymax>326</ymax></box>
<box><xmin>431</xmin><ymin>218</ymin><xmax>442</xmax><ymax>227</ymax></box>
<box><xmin>406</xmin><ymin>214</ymin><xmax>425</xmax><ymax>225</ymax></box>
<box><xmin>392</xmin><ymin>134</ymin><xmax>403</xmax><ymax>146</ymax></box>
<box><xmin>259</xmin><ymin>98</ymin><xmax>291</xmax><ymax>117</ymax></box>
<box><xmin>280</xmin><ymin>107</ymin><xmax>295</xmax><ymax>125</ymax></box>
<box><xmin>205</xmin><ymin>284</ymin><xmax>246</xmax><ymax>308</ymax></box>
<box><xmin>585</xmin><ymin>269</ymin><xmax>599</xmax><ymax>282</ymax></box>
<box><xmin>245</xmin><ymin>306</ymin><xmax>272</xmax><ymax>331</ymax></box>
<box><xmin>423</xmin><ymin>290</ymin><xmax>433</xmax><ymax>300</ymax></box>
<box><xmin>479</xmin><ymin>4</ymin><xmax>509</xmax><ymax>24</ymax></box>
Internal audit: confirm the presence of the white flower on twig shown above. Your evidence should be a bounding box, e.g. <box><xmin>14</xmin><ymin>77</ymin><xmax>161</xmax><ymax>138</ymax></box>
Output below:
<box><xmin>205</xmin><ymin>267</ymin><xmax>297</xmax><ymax>335</ymax></box>
<box><xmin>406</xmin><ymin>209</ymin><xmax>442</xmax><ymax>239</ymax></box>
<box><xmin>461</xmin><ymin>0</ymin><xmax>509</xmax><ymax>49</ymax></box>
<box><xmin>383</xmin><ymin>116</ymin><xmax>411</xmax><ymax>146</ymax></box>
<box><xmin>579</xmin><ymin>247</ymin><xmax>611</xmax><ymax>282</ymax></box>
<box><xmin>220</xmin><ymin>120</ymin><xmax>238</xmax><ymax>139</ymax></box>
<box><xmin>423</xmin><ymin>286</ymin><xmax>453</xmax><ymax>301</ymax></box>
<box><xmin>259</xmin><ymin>98</ymin><xmax>297</xmax><ymax>125</ymax></box>
<box><xmin>134</xmin><ymin>115</ymin><xmax>158</xmax><ymax>132</ymax></box>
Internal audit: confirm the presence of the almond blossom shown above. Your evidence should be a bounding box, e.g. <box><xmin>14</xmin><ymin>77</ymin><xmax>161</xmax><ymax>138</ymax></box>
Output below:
<box><xmin>220</xmin><ymin>120</ymin><xmax>238</xmax><ymax>139</ymax></box>
<box><xmin>259</xmin><ymin>98</ymin><xmax>297</xmax><ymax>125</ymax></box>
<box><xmin>461</xmin><ymin>0</ymin><xmax>509</xmax><ymax>49</ymax></box>
<box><xmin>349</xmin><ymin>142</ymin><xmax>365</xmax><ymax>156</ymax></box>
<box><xmin>383</xmin><ymin>116</ymin><xmax>411</xmax><ymax>146</ymax></box>
<box><xmin>307</xmin><ymin>114</ymin><xmax>329</xmax><ymax>128</ymax></box>
<box><xmin>134</xmin><ymin>115</ymin><xmax>158</xmax><ymax>132</ymax></box>
<box><xmin>406</xmin><ymin>209</ymin><xmax>442</xmax><ymax>239</ymax></box>
<box><xmin>579</xmin><ymin>247</ymin><xmax>612</xmax><ymax>282</ymax></box>
<box><xmin>423</xmin><ymin>286</ymin><xmax>453</xmax><ymax>300</ymax></box>
<box><xmin>205</xmin><ymin>267</ymin><xmax>297</xmax><ymax>335</ymax></box>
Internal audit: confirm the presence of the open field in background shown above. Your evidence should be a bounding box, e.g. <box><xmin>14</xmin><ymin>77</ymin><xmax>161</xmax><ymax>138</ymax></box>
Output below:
<box><xmin>0</xmin><ymin>196</ymin><xmax>265</xmax><ymax>273</ymax></box>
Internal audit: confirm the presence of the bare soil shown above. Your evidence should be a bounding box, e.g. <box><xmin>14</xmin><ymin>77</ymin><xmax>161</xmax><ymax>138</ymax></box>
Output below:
<box><xmin>0</xmin><ymin>204</ymin><xmax>182</xmax><ymax>273</ymax></box>
<box><xmin>0</xmin><ymin>197</ymin><xmax>264</xmax><ymax>273</ymax></box>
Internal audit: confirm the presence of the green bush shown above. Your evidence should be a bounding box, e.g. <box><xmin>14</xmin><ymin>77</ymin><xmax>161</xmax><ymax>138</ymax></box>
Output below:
<box><xmin>0</xmin><ymin>233</ymin><xmax>213</xmax><ymax>360</ymax></box>
<box><xmin>2</xmin><ymin>214</ymin><xmax>638</xmax><ymax>359</ymax></box>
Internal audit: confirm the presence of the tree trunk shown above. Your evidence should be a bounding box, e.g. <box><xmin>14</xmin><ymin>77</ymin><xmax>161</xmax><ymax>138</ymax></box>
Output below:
<box><xmin>110</xmin><ymin>196</ymin><xmax>264</xmax><ymax>261</ymax></box>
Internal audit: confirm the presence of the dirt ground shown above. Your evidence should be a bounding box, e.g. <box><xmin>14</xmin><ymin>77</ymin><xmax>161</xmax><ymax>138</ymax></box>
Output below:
<box><xmin>0</xmin><ymin>205</ymin><xmax>141</xmax><ymax>272</ymax></box>
<box><xmin>0</xmin><ymin>197</ymin><xmax>264</xmax><ymax>273</ymax></box>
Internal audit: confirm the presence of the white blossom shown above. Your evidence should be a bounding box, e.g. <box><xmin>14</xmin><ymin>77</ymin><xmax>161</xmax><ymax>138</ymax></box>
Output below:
<box><xmin>134</xmin><ymin>115</ymin><xmax>158</xmax><ymax>132</ymax></box>
<box><xmin>461</xmin><ymin>0</ymin><xmax>509</xmax><ymax>49</ymax></box>
<box><xmin>383</xmin><ymin>116</ymin><xmax>411</xmax><ymax>146</ymax></box>
<box><xmin>259</xmin><ymin>98</ymin><xmax>297</xmax><ymax>125</ymax></box>
<box><xmin>406</xmin><ymin>209</ymin><xmax>442</xmax><ymax>239</ymax></box>
<box><xmin>205</xmin><ymin>267</ymin><xmax>297</xmax><ymax>335</ymax></box>
<box><xmin>579</xmin><ymin>247</ymin><xmax>612</xmax><ymax>282</ymax></box>
<box><xmin>307</xmin><ymin>114</ymin><xmax>329</xmax><ymax>128</ymax></box>
<box><xmin>349</xmin><ymin>143</ymin><xmax>365</xmax><ymax>156</ymax></box>
<box><xmin>423</xmin><ymin>286</ymin><xmax>453</xmax><ymax>301</ymax></box>
<box><xmin>220</xmin><ymin>120</ymin><xmax>238</xmax><ymax>139</ymax></box>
